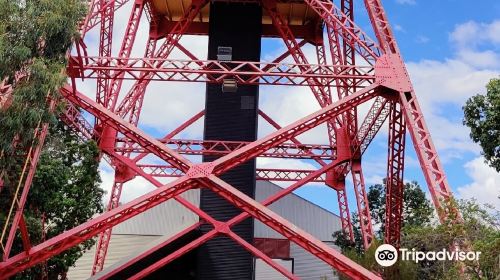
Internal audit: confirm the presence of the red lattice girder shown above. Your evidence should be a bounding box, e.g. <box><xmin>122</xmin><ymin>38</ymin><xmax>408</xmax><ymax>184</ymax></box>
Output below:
<box><xmin>81</xmin><ymin>0</ymin><xmax>130</xmax><ymax>37</ymax></box>
<box><xmin>111</xmin><ymin>0</ymin><xmax>209</xmax><ymax>120</ymax></box>
<box><xmin>135</xmin><ymin>164</ymin><xmax>326</xmax><ymax>182</ymax></box>
<box><xmin>95</xmin><ymin>0</ymin><xmax>114</xmax><ymax>108</ymax></box>
<box><xmin>109</xmin><ymin>151</ymin><xmax>351</xmax><ymax>279</ymax></box>
<box><xmin>100</xmin><ymin>159</ymin><xmax>342</xmax><ymax>279</ymax></box>
<box><xmin>304</xmin><ymin>0</ymin><xmax>381</xmax><ymax>65</ymax></box>
<box><xmin>92</xmin><ymin>2</ymin><xmax>152</xmax><ymax>270</ymax></box>
<box><xmin>357</xmin><ymin>96</ymin><xmax>390</xmax><ymax>154</ymax></box>
<box><xmin>363</xmin><ymin>0</ymin><xmax>399</xmax><ymax>54</ymax></box>
<box><xmin>263</xmin><ymin>0</ymin><xmax>331</xmax><ymax>107</ymax></box>
<box><xmin>351</xmin><ymin>159</ymin><xmax>374</xmax><ymax>249</ymax></box>
<box><xmin>399</xmin><ymin>90</ymin><xmax>458</xmax><ymax>223</ymax></box>
<box><xmin>117</xmin><ymin>139</ymin><xmax>336</xmax><ymax>160</ymax></box>
<box><xmin>385</xmin><ymin>100</ymin><xmax>406</xmax><ymax>248</ymax></box>
<box><xmin>117</xmin><ymin>37</ymin><xmax>158</xmax><ymax>122</ymax></box>
<box><xmin>261</xmin><ymin>107</ymin><xmax>355</xmax><ymax>241</ymax></box>
<box><xmin>208</xmin><ymin>85</ymin><xmax>379</xmax><ymax>175</ymax></box>
<box><xmin>103</xmin><ymin>0</ymin><xmax>145</xmax><ymax>111</ymax></box>
<box><xmin>104</xmin><ymin>152</ymin><xmax>299</xmax><ymax>280</ymax></box>
<box><xmin>203</xmin><ymin>175</ymin><xmax>380</xmax><ymax>280</ymax></box>
<box><xmin>1</xmin><ymin>0</ymin><xmax>468</xmax><ymax>277</ymax></box>
<box><xmin>68</xmin><ymin>56</ymin><xmax>375</xmax><ymax>86</ymax></box>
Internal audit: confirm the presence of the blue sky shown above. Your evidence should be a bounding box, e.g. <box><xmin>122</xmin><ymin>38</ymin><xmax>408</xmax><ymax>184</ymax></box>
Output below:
<box><xmin>290</xmin><ymin>0</ymin><xmax>500</xmax><ymax>214</ymax></box>
<box><xmin>80</xmin><ymin>0</ymin><xmax>500</xmax><ymax>218</ymax></box>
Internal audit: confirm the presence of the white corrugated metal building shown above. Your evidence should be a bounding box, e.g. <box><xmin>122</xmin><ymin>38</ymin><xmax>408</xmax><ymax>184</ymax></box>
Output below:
<box><xmin>68</xmin><ymin>181</ymin><xmax>342</xmax><ymax>279</ymax></box>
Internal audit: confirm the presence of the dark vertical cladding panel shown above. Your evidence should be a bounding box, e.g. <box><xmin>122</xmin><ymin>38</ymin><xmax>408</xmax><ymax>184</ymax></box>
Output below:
<box><xmin>198</xmin><ymin>2</ymin><xmax>262</xmax><ymax>280</ymax></box>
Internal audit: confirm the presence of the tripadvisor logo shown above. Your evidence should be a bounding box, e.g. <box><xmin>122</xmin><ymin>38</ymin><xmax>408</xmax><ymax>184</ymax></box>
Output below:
<box><xmin>375</xmin><ymin>244</ymin><xmax>481</xmax><ymax>267</ymax></box>
<box><xmin>375</xmin><ymin>244</ymin><xmax>398</xmax><ymax>267</ymax></box>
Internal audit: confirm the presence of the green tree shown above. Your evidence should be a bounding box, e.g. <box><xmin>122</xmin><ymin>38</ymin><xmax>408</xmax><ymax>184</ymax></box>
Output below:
<box><xmin>333</xmin><ymin>181</ymin><xmax>438</xmax><ymax>280</ymax></box>
<box><xmin>366</xmin><ymin>181</ymin><xmax>433</xmax><ymax>237</ymax></box>
<box><xmin>402</xmin><ymin>199</ymin><xmax>500</xmax><ymax>280</ymax></box>
<box><xmin>0</xmin><ymin>1</ymin><xmax>104</xmax><ymax>278</ymax></box>
<box><xmin>463</xmin><ymin>78</ymin><xmax>500</xmax><ymax>171</ymax></box>
<box><xmin>0</xmin><ymin>0</ymin><xmax>85</xmax><ymax>153</ymax></box>
<box><xmin>0</xmin><ymin>124</ymin><xmax>105</xmax><ymax>279</ymax></box>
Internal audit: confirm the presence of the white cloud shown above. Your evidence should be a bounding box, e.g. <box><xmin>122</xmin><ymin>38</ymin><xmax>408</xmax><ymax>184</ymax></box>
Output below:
<box><xmin>404</xmin><ymin>19</ymin><xmax>500</xmax><ymax>208</ymax></box>
<box><xmin>395</xmin><ymin>0</ymin><xmax>416</xmax><ymax>5</ymax></box>
<box><xmin>394</xmin><ymin>24</ymin><xmax>405</xmax><ymax>32</ymax></box>
<box><xmin>415</xmin><ymin>35</ymin><xmax>429</xmax><ymax>44</ymax></box>
<box><xmin>448</xmin><ymin>20</ymin><xmax>500</xmax><ymax>70</ymax></box>
<box><xmin>450</xmin><ymin>20</ymin><xmax>500</xmax><ymax>48</ymax></box>
<box><xmin>404</xmin><ymin>20</ymin><xmax>500</xmax><ymax>160</ymax></box>
<box><xmin>457</xmin><ymin>157</ymin><xmax>500</xmax><ymax>209</ymax></box>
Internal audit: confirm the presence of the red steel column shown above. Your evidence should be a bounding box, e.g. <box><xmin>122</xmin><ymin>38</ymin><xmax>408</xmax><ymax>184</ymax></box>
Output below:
<box><xmin>384</xmin><ymin>100</ymin><xmax>406</xmax><ymax>248</ymax></box>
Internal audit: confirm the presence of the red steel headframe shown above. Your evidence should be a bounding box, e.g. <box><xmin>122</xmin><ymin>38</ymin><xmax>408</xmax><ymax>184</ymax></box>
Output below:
<box><xmin>0</xmin><ymin>0</ymin><xmax>463</xmax><ymax>279</ymax></box>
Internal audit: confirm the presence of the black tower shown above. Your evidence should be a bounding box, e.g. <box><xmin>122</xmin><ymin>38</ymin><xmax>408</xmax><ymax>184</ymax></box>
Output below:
<box><xmin>198</xmin><ymin>2</ymin><xmax>262</xmax><ymax>279</ymax></box>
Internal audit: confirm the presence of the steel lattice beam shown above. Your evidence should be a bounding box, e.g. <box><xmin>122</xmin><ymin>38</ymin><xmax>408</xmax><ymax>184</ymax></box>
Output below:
<box><xmin>384</xmin><ymin>100</ymin><xmax>406</xmax><ymax>248</ymax></box>
<box><xmin>117</xmin><ymin>139</ymin><xmax>337</xmax><ymax>160</ymax></box>
<box><xmin>67</xmin><ymin>56</ymin><xmax>375</xmax><ymax>86</ymax></box>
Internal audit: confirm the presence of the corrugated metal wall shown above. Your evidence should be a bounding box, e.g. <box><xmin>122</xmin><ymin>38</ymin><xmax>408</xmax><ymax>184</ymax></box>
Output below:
<box><xmin>198</xmin><ymin>2</ymin><xmax>262</xmax><ymax>280</ymax></box>
<box><xmin>67</xmin><ymin>235</ymin><xmax>159</xmax><ymax>280</ymax></box>
<box><xmin>290</xmin><ymin>242</ymin><xmax>340</xmax><ymax>280</ymax></box>
<box><xmin>68</xmin><ymin>182</ymin><xmax>343</xmax><ymax>279</ymax></box>
<box><xmin>113</xmin><ymin>190</ymin><xmax>200</xmax><ymax>236</ymax></box>
<box><xmin>254</xmin><ymin>181</ymin><xmax>342</xmax><ymax>241</ymax></box>
<box><xmin>67</xmin><ymin>190</ymin><xmax>200</xmax><ymax>280</ymax></box>
<box><xmin>254</xmin><ymin>258</ymin><xmax>293</xmax><ymax>280</ymax></box>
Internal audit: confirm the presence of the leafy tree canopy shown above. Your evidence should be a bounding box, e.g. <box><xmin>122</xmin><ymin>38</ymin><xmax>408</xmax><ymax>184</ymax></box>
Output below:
<box><xmin>0</xmin><ymin>124</ymin><xmax>104</xmax><ymax>279</ymax></box>
<box><xmin>463</xmin><ymin>78</ymin><xmax>500</xmax><ymax>171</ymax></box>
<box><xmin>0</xmin><ymin>0</ymin><xmax>85</xmax><ymax>153</ymax></box>
<box><xmin>0</xmin><ymin>1</ymin><xmax>104</xmax><ymax>278</ymax></box>
<box><xmin>334</xmin><ymin>181</ymin><xmax>500</xmax><ymax>280</ymax></box>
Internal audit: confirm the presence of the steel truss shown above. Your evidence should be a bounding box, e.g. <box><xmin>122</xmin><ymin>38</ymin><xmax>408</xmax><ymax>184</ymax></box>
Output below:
<box><xmin>0</xmin><ymin>0</ymin><xmax>462</xmax><ymax>279</ymax></box>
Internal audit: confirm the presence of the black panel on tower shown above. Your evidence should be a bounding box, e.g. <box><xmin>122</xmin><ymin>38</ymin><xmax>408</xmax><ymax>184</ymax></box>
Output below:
<box><xmin>197</xmin><ymin>2</ymin><xmax>262</xmax><ymax>280</ymax></box>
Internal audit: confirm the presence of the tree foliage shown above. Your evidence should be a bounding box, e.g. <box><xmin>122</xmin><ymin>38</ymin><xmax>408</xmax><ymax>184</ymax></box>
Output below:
<box><xmin>0</xmin><ymin>0</ymin><xmax>85</xmax><ymax>154</ymax></box>
<box><xmin>402</xmin><ymin>199</ymin><xmax>500</xmax><ymax>279</ymax></box>
<box><xmin>463</xmin><ymin>78</ymin><xmax>500</xmax><ymax>171</ymax></box>
<box><xmin>0</xmin><ymin>124</ymin><xmax>104</xmax><ymax>279</ymax></box>
<box><xmin>0</xmin><ymin>1</ymin><xmax>104</xmax><ymax>278</ymax></box>
<box><xmin>367</xmin><ymin>181</ymin><xmax>433</xmax><ymax>237</ymax></box>
<box><xmin>334</xmin><ymin>181</ymin><xmax>500</xmax><ymax>279</ymax></box>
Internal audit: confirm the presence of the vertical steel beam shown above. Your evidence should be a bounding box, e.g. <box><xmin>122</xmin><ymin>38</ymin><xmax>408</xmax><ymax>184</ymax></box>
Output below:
<box><xmin>384</xmin><ymin>100</ymin><xmax>406</xmax><ymax>248</ymax></box>
<box><xmin>91</xmin><ymin>40</ymin><xmax>156</xmax><ymax>275</ymax></box>
<box><xmin>95</xmin><ymin>0</ymin><xmax>114</xmax><ymax>108</ymax></box>
<box><xmin>316</xmin><ymin>42</ymin><xmax>355</xmax><ymax>242</ymax></box>
<box><xmin>91</xmin><ymin>1</ymin><xmax>147</xmax><ymax>273</ymax></box>
<box><xmin>351</xmin><ymin>160</ymin><xmax>374</xmax><ymax>249</ymax></box>
<box><xmin>104</xmin><ymin>0</ymin><xmax>146</xmax><ymax>110</ymax></box>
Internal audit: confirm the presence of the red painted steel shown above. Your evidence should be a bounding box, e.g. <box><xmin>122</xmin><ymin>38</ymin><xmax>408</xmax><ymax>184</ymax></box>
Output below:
<box><xmin>68</xmin><ymin>56</ymin><xmax>375</xmax><ymax>86</ymax></box>
<box><xmin>116</xmin><ymin>139</ymin><xmax>336</xmax><ymax>159</ymax></box>
<box><xmin>91</xmin><ymin>1</ymin><xmax>148</xmax><ymax>273</ymax></box>
<box><xmin>95</xmin><ymin>0</ymin><xmax>114</xmax><ymax>108</ymax></box>
<box><xmin>0</xmin><ymin>0</ymin><xmax>464</xmax><ymax>278</ymax></box>
<box><xmin>136</xmin><ymin>164</ymin><xmax>327</xmax><ymax>182</ymax></box>
<box><xmin>0</xmin><ymin>83</ymin><xmax>379</xmax><ymax>278</ymax></box>
<box><xmin>81</xmin><ymin>0</ymin><xmax>130</xmax><ymax>37</ymax></box>
<box><xmin>385</xmin><ymin>100</ymin><xmax>406</xmax><ymax>248</ymax></box>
